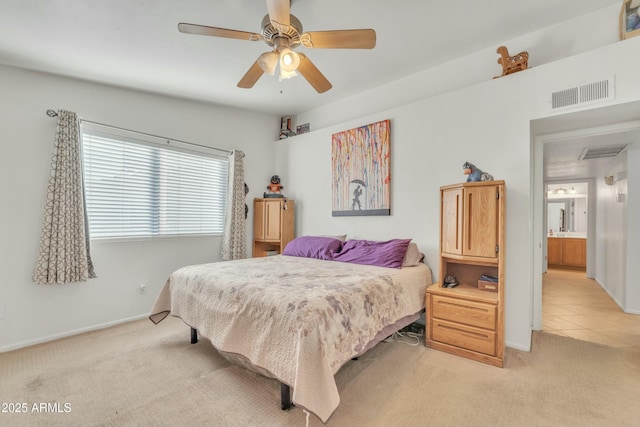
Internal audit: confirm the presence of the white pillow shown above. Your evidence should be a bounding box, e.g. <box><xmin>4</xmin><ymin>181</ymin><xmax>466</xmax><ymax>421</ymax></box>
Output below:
<box><xmin>402</xmin><ymin>242</ymin><xmax>425</xmax><ymax>267</ymax></box>
<box><xmin>321</xmin><ymin>234</ymin><xmax>346</xmax><ymax>242</ymax></box>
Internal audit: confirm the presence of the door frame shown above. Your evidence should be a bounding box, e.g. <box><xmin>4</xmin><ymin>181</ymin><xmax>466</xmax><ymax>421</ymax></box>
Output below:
<box><xmin>531</xmin><ymin>121</ymin><xmax>637</xmax><ymax>330</ymax></box>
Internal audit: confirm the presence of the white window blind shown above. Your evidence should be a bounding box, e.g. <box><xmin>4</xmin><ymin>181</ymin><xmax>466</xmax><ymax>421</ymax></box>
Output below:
<box><xmin>81</xmin><ymin>123</ymin><xmax>228</xmax><ymax>239</ymax></box>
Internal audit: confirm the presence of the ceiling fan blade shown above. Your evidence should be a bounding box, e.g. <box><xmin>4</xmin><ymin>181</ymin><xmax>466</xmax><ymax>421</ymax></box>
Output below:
<box><xmin>266</xmin><ymin>0</ymin><xmax>290</xmax><ymax>30</ymax></box>
<box><xmin>300</xmin><ymin>29</ymin><xmax>376</xmax><ymax>49</ymax></box>
<box><xmin>237</xmin><ymin>61</ymin><xmax>265</xmax><ymax>89</ymax></box>
<box><xmin>297</xmin><ymin>54</ymin><xmax>332</xmax><ymax>93</ymax></box>
<box><xmin>178</xmin><ymin>23</ymin><xmax>262</xmax><ymax>41</ymax></box>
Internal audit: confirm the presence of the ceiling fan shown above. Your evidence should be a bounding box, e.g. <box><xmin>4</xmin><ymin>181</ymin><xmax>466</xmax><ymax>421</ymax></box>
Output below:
<box><xmin>178</xmin><ymin>0</ymin><xmax>376</xmax><ymax>93</ymax></box>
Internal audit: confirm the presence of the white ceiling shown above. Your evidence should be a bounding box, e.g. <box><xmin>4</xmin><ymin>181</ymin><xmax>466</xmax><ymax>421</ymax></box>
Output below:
<box><xmin>4</xmin><ymin>0</ymin><xmax>635</xmax><ymax>183</ymax></box>
<box><xmin>0</xmin><ymin>0</ymin><xmax>621</xmax><ymax>116</ymax></box>
<box><xmin>544</xmin><ymin>131</ymin><xmax>637</xmax><ymax>181</ymax></box>
<box><xmin>536</xmin><ymin>100</ymin><xmax>640</xmax><ymax>182</ymax></box>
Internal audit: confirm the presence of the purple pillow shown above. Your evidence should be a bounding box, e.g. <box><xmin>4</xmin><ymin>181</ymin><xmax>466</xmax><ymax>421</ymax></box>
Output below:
<box><xmin>330</xmin><ymin>239</ymin><xmax>411</xmax><ymax>269</ymax></box>
<box><xmin>282</xmin><ymin>236</ymin><xmax>343</xmax><ymax>260</ymax></box>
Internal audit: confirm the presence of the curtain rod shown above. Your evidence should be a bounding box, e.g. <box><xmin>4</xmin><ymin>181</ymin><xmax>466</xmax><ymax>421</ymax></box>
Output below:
<box><xmin>45</xmin><ymin>109</ymin><xmax>232</xmax><ymax>155</ymax></box>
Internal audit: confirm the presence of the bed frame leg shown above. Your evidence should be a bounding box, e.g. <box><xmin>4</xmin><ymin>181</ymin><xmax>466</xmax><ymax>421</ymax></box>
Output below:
<box><xmin>280</xmin><ymin>383</ymin><xmax>292</xmax><ymax>410</ymax></box>
<box><xmin>190</xmin><ymin>327</ymin><xmax>198</xmax><ymax>344</ymax></box>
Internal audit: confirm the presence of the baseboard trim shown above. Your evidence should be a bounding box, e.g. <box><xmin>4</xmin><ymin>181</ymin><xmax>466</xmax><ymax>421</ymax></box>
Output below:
<box><xmin>506</xmin><ymin>337</ymin><xmax>532</xmax><ymax>352</ymax></box>
<box><xmin>594</xmin><ymin>278</ymin><xmax>627</xmax><ymax>312</ymax></box>
<box><xmin>0</xmin><ymin>313</ymin><xmax>150</xmax><ymax>353</ymax></box>
<box><xmin>594</xmin><ymin>278</ymin><xmax>640</xmax><ymax>314</ymax></box>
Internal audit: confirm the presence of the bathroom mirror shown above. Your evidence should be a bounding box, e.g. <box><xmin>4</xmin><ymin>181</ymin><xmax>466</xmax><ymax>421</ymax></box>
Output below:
<box><xmin>548</xmin><ymin>200</ymin><xmax>570</xmax><ymax>233</ymax></box>
<box><xmin>546</xmin><ymin>182</ymin><xmax>588</xmax><ymax>235</ymax></box>
<box><xmin>548</xmin><ymin>198</ymin><xmax>588</xmax><ymax>234</ymax></box>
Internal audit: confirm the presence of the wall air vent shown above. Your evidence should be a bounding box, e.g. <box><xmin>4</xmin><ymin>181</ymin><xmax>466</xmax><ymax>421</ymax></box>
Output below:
<box><xmin>551</xmin><ymin>76</ymin><xmax>614</xmax><ymax>110</ymax></box>
<box><xmin>578</xmin><ymin>144</ymin><xmax>628</xmax><ymax>160</ymax></box>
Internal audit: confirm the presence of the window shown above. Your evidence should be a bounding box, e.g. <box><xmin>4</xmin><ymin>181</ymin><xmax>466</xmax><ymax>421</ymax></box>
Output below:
<box><xmin>81</xmin><ymin>123</ymin><xmax>228</xmax><ymax>239</ymax></box>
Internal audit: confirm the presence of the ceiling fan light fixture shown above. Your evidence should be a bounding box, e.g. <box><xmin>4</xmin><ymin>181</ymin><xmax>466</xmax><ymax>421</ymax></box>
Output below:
<box><xmin>279</xmin><ymin>68</ymin><xmax>297</xmax><ymax>80</ymax></box>
<box><xmin>257</xmin><ymin>51</ymin><xmax>278</xmax><ymax>75</ymax></box>
<box><xmin>178</xmin><ymin>0</ymin><xmax>376</xmax><ymax>93</ymax></box>
<box><xmin>279</xmin><ymin>48</ymin><xmax>300</xmax><ymax>73</ymax></box>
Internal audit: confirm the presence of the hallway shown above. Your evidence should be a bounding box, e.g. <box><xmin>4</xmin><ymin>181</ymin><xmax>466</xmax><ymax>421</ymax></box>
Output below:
<box><xmin>543</xmin><ymin>268</ymin><xmax>640</xmax><ymax>349</ymax></box>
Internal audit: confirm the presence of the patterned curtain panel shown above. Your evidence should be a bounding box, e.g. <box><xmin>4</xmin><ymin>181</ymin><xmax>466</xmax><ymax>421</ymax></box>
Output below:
<box><xmin>220</xmin><ymin>150</ymin><xmax>247</xmax><ymax>261</ymax></box>
<box><xmin>33</xmin><ymin>110</ymin><xmax>96</xmax><ymax>284</ymax></box>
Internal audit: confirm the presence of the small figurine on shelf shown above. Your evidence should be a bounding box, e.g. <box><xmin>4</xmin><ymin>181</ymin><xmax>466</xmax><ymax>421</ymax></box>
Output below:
<box><xmin>279</xmin><ymin>116</ymin><xmax>296</xmax><ymax>139</ymax></box>
<box><xmin>443</xmin><ymin>275</ymin><xmax>459</xmax><ymax>288</ymax></box>
<box><xmin>264</xmin><ymin>175</ymin><xmax>285</xmax><ymax>198</ymax></box>
<box><xmin>463</xmin><ymin>161</ymin><xmax>494</xmax><ymax>182</ymax></box>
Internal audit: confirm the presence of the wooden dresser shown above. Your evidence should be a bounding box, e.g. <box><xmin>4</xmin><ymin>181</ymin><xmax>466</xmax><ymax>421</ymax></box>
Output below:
<box><xmin>426</xmin><ymin>181</ymin><xmax>505</xmax><ymax>367</ymax></box>
<box><xmin>252</xmin><ymin>198</ymin><xmax>295</xmax><ymax>257</ymax></box>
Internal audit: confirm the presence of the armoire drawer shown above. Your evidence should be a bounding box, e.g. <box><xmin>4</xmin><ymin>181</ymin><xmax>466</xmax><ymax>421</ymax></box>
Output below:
<box><xmin>431</xmin><ymin>294</ymin><xmax>496</xmax><ymax>330</ymax></box>
<box><xmin>431</xmin><ymin>318</ymin><xmax>496</xmax><ymax>356</ymax></box>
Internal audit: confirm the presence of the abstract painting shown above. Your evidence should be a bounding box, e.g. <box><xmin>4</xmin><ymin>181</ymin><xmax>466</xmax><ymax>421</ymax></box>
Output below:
<box><xmin>331</xmin><ymin>119</ymin><xmax>391</xmax><ymax>216</ymax></box>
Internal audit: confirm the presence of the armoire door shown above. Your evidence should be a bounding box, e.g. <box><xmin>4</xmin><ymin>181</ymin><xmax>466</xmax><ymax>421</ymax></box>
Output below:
<box><xmin>264</xmin><ymin>200</ymin><xmax>282</xmax><ymax>241</ymax></box>
<box><xmin>463</xmin><ymin>185</ymin><xmax>499</xmax><ymax>258</ymax></box>
<box><xmin>441</xmin><ymin>187</ymin><xmax>464</xmax><ymax>256</ymax></box>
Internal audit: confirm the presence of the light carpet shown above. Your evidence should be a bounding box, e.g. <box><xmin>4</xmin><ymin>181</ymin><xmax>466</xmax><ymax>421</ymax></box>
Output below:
<box><xmin>1</xmin><ymin>316</ymin><xmax>639</xmax><ymax>426</ymax></box>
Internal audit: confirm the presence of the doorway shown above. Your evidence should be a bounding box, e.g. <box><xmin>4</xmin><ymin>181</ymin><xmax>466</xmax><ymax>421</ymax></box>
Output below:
<box><xmin>531</xmin><ymin>102</ymin><xmax>640</xmax><ymax>348</ymax></box>
<box><xmin>544</xmin><ymin>180</ymin><xmax>590</xmax><ymax>274</ymax></box>
<box><xmin>539</xmin><ymin>139</ymin><xmax>636</xmax><ymax>348</ymax></box>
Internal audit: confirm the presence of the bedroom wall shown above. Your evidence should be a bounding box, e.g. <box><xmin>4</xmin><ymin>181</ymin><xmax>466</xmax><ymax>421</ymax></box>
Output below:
<box><xmin>274</xmin><ymin>21</ymin><xmax>640</xmax><ymax>350</ymax></box>
<box><xmin>0</xmin><ymin>65</ymin><xmax>279</xmax><ymax>351</ymax></box>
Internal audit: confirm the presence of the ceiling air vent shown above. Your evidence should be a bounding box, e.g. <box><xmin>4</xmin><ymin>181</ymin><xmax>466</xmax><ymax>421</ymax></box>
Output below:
<box><xmin>551</xmin><ymin>76</ymin><xmax>614</xmax><ymax>110</ymax></box>
<box><xmin>578</xmin><ymin>144</ymin><xmax>628</xmax><ymax>160</ymax></box>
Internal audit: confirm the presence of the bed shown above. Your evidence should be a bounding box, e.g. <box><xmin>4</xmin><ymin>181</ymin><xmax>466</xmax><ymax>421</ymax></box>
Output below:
<box><xmin>149</xmin><ymin>237</ymin><xmax>432</xmax><ymax>423</ymax></box>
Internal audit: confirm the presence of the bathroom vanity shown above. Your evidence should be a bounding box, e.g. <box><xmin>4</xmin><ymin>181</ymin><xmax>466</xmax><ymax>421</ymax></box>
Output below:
<box><xmin>547</xmin><ymin>236</ymin><xmax>586</xmax><ymax>269</ymax></box>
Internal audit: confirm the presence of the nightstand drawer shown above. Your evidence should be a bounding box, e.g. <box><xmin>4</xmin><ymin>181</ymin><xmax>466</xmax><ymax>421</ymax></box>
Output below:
<box><xmin>431</xmin><ymin>294</ymin><xmax>496</xmax><ymax>330</ymax></box>
<box><xmin>432</xmin><ymin>319</ymin><xmax>496</xmax><ymax>356</ymax></box>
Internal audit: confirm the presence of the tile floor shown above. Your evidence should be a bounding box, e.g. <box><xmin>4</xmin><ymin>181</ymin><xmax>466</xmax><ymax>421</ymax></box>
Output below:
<box><xmin>543</xmin><ymin>267</ymin><xmax>640</xmax><ymax>349</ymax></box>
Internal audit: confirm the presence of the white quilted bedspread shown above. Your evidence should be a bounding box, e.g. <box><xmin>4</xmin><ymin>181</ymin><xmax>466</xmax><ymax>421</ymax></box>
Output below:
<box><xmin>149</xmin><ymin>255</ymin><xmax>431</xmax><ymax>422</ymax></box>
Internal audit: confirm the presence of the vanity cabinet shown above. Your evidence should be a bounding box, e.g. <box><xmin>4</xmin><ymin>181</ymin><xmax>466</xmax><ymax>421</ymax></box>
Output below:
<box><xmin>427</xmin><ymin>181</ymin><xmax>505</xmax><ymax>367</ymax></box>
<box><xmin>547</xmin><ymin>237</ymin><xmax>586</xmax><ymax>269</ymax></box>
<box><xmin>252</xmin><ymin>198</ymin><xmax>295</xmax><ymax>257</ymax></box>
<box><xmin>547</xmin><ymin>237</ymin><xmax>563</xmax><ymax>265</ymax></box>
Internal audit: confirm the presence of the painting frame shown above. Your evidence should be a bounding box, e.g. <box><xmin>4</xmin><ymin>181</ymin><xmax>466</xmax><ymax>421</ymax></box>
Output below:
<box><xmin>331</xmin><ymin>119</ymin><xmax>391</xmax><ymax>217</ymax></box>
<box><xmin>620</xmin><ymin>0</ymin><xmax>640</xmax><ymax>40</ymax></box>
<box><xmin>296</xmin><ymin>123</ymin><xmax>310</xmax><ymax>134</ymax></box>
